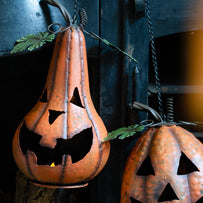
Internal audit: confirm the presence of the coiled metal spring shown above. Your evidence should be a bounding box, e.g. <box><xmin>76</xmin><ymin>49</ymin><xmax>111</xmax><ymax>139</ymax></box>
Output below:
<box><xmin>79</xmin><ymin>8</ymin><xmax>88</xmax><ymax>29</ymax></box>
<box><xmin>166</xmin><ymin>96</ymin><xmax>174</xmax><ymax>122</ymax></box>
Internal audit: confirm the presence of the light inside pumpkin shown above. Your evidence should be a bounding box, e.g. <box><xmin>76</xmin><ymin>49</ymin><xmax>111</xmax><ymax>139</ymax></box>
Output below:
<box><xmin>50</xmin><ymin>162</ymin><xmax>55</xmax><ymax>167</ymax></box>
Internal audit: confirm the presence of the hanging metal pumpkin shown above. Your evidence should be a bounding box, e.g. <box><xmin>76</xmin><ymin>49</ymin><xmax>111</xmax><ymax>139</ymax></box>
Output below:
<box><xmin>121</xmin><ymin>124</ymin><xmax>203</xmax><ymax>203</ymax></box>
<box><xmin>12</xmin><ymin>26</ymin><xmax>110</xmax><ymax>188</ymax></box>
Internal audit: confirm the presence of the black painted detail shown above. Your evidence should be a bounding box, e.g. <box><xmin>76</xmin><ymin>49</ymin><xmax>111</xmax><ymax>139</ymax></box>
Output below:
<box><xmin>130</xmin><ymin>197</ymin><xmax>142</xmax><ymax>203</ymax></box>
<box><xmin>136</xmin><ymin>155</ymin><xmax>155</xmax><ymax>176</ymax></box>
<box><xmin>48</xmin><ymin>109</ymin><xmax>65</xmax><ymax>125</ymax></box>
<box><xmin>196</xmin><ymin>196</ymin><xmax>203</xmax><ymax>203</ymax></box>
<box><xmin>177</xmin><ymin>152</ymin><xmax>199</xmax><ymax>175</ymax></box>
<box><xmin>19</xmin><ymin>123</ymin><xmax>93</xmax><ymax>165</ymax></box>
<box><xmin>70</xmin><ymin>87</ymin><xmax>84</xmax><ymax>108</ymax></box>
<box><xmin>158</xmin><ymin>183</ymin><xmax>179</xmax><ymax>202</ymax></box>
<box><xmin>40</xmin><ymin>88</ymin><xmax>48</xmax><ymax>103</ymax></box>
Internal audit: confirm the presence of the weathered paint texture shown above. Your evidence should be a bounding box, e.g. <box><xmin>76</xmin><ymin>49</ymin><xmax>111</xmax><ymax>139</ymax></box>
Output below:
<box><xmin>121</xmin><ymin>125</ymin><xmax>203</xmax><ymax>203</ymax></box>
<box><xmin>12</xmin><ymin>26</ymin><xmax>110</xmax><ymax>187</ymax></box>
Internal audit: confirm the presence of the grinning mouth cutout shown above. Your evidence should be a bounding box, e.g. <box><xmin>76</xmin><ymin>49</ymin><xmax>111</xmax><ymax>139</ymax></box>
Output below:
<box><xmin>19</xmin><ymin>123</ymin><xmax>93</xmax><ymax>166</ymax></box>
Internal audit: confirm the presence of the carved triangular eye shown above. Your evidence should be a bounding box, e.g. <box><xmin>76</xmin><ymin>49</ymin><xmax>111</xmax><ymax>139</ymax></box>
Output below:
<box><xmin>195</xmin><ymin>196</ymin><xmax>203</xmax><ymax>203</ymax></box>
<box><xmin>177</xmin><ymin>152</ymin><xmax>199</xmax><ymax>175</ymax></box>
<box><xmin>40</xmin><ymin>88</ymin><xmax>48</xmax><ymax>103</ymax></box>
<box><xmin>70</xmin><ymin>87</ymin><xmax>84</xmax><ymax>108</ymax></box>
<box><xmin>158</xmin><ymin>183</ymin><xmax>179</xmax><ymax>202</ymax></box>
<box><xmin>136</xmin><ymin>155</ymin><xmax>155</xmax><ymax>176</ymax></box>
<box><xmin>48</xmin><ymin>110</ymin><xmax>65</xmax><ymax>124</ymax></box>
<box><xmin>130</xmin><ymin>197</ymin><xmax>142</xmax><ymax>203</ymax></box>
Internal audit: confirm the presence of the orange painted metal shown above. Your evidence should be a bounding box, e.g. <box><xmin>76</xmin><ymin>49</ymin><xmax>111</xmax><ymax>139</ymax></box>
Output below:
<box><xmin>12</xmin><ymin>26</ymin><xmax>110</xmax><ymax>187</ymax></box>
<box><xmin>121</xmin><ymin>125</ymin><xmax>203</xmax><ymax>203</ymax></box>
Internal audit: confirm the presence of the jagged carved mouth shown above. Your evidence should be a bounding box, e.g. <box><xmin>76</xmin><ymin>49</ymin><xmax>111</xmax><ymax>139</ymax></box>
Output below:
<box><xmin>19</xmin><ymin>123</ymin><xmax>93</xmax><ymax>166</ymax></box>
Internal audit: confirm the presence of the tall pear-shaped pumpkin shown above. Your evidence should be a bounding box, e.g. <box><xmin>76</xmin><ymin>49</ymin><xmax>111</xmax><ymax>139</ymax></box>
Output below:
<box><xmin>12</xmin><ymin>26</ymin><xmax>110</xmax><ymax>187</ymax></box>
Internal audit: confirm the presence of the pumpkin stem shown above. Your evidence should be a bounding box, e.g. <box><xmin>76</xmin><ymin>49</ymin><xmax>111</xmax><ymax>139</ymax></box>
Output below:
<box><xmin>44</xmin><ymin>0</ymin><xmax>73</xmax><ymax>26</ymax></box>
<box><xmin>131</xmin><ymin>101</ymin><xmax>163</xmax><ymax>123</ymax></box>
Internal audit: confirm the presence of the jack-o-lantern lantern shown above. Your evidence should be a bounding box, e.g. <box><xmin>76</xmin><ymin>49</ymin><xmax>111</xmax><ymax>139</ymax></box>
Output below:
<box><xmin>121</xmin><ymin>125</ymin><xmax>203</xmax><ymax>202</ymax></box>
<box><xmin>12</xmin><ymin>26</ymin><xmax>110</xmax><ymax>188</ymax></box>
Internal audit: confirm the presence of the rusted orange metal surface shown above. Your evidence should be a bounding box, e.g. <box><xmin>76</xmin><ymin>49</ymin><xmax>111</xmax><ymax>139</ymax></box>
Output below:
<box><xmin>12</xmin><ymin>26</ymin><xmax>110</xmax><ymax>187</ymax></box>
<box><xmin>121</xmin><ymin>125</ymin><xmax>203</xmax><ymax>202</ymax></box>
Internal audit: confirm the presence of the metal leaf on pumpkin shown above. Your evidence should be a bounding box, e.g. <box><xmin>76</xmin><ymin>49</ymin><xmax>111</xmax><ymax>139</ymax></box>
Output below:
<box><xmin>11</xmin><ymin>32</ymin><xmax>55</xmax><ymax>54</ymax></box>
<box><xmin>103</xmin><ymin>124</ymin><xmax>145</xmax><ymax>142</ymax></box>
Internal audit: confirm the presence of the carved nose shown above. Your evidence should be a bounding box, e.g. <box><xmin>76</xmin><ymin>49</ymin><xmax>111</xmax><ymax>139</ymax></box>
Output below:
<box><xmin>158</xmin><ymin>183</ymin><xmax>179</xmax><ymax>202</ymax></box>
<box><xmin>130</xmin><ymin>197</ymin><xmax>142</xmax><ymax>203</ymax></box>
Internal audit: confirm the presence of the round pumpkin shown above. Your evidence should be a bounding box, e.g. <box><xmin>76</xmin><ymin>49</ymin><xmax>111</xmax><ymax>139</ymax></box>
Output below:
<box><xmin>12</xmin><ymin>26</ymin><xmax>110</xmax><ymax>187</ymax></box>
<box><xmin>121</xmin><ymin>125</ymin><xmax>203</xmax><ymax>202</ymax></box>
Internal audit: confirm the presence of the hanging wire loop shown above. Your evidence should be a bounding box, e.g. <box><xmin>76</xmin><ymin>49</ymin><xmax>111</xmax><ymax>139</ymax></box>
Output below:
<box><xmin>44</xmin><ymin>0</ymin><xmax>73</xmax><ymax>26</ymax></box>
<box><xmin>47</xmin><ymin>23</ymin><xmax>63</xmax><ymax>34</ymax></box>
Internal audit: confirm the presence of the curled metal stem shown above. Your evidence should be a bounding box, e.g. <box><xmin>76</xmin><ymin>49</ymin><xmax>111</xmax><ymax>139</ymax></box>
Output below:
<box><xmin>44</xmin><ymin>0</ymin><xmax>72</xmax><ymax>26</ymax></box>
<box><xmin>130</xmin><ymin>102</ymin><xmax>203</xmax><ymax>128</ymax></box>
<box><xmin>131</xmin><ymin>101</ymin><xmax>163</xmax><ymax>123</ymax></box>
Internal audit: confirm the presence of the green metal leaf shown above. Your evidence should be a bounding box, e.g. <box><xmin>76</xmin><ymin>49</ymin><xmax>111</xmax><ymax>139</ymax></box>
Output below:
<box><xmin>102</xmin><ymin>124</ymin><xmax>145</xmax><ymax>142</ymax></box>
<box><xmin>44</xmin><ymin>34</ymin><xmax>55</xmax><ymax>41</ymax></box>
<box><xmin>11</xmin><ymin>32</ymin><xmax>55</xmax><ymax>54</ymax></box>
<box><xmin>16</xmin><ymin>34</ymin><xmax>39</xmax><ymax>42</ymax></box>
